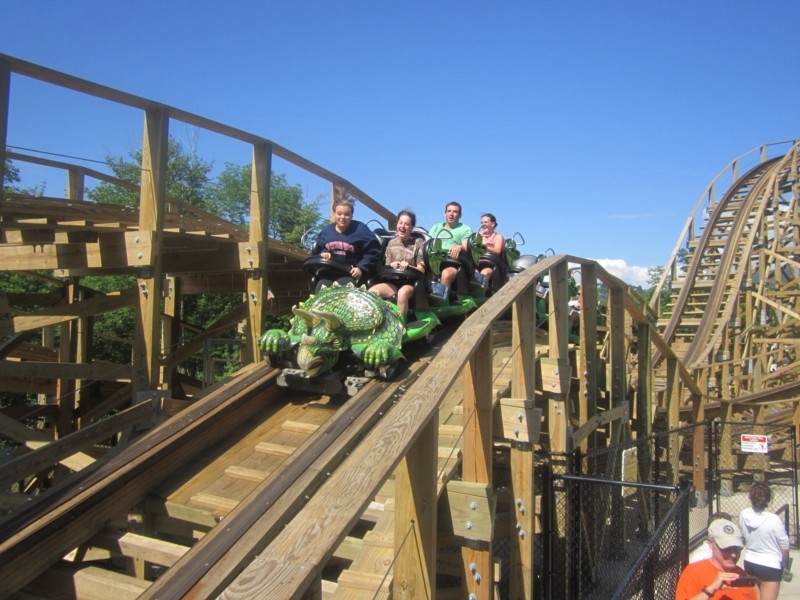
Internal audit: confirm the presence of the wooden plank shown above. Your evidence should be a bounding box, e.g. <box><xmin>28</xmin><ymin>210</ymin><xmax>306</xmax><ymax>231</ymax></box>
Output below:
<box><xmin>0</xmin><ymin>288</ymin><xmax>137</xmax><ymax>337</ymax></box>
<box><xmin>80</xmin><ymin>530</ymin><xmax>189</xmax><ymax>567</ymax></box>
<box><xmin>493</xmin><ymin>397</ymin><xmax>541</xmax><ymax>443</ymax></box>
<box><xmin>0</xmin><ymin>400</ymin><xmax>153</xmax><ymax>489</ymax></box>
<box><xmin>332</xmin><ymin>536</ymin><xmax>364</xmax><ymax>562</ymax></box>
<box><xmin>224</xmin><ymin>465</ymin><xmax>268</xmax><ymax>482</ymax></box>
<box><xmin>509</xmin><ymin>281</ymin><xmax>539</xmax><ymax>599</ymax></box>
<box><xmin>283</xmin><ymin>420</ymin><xmax>320</xmax><ymax>434</ymax></box>
<box><xmin>0</xmin><ymin>412</ymin><xmax>94</xmax><ymax>473</ymax></box>
<box><xmin>438</xmin><ymin>424</ymin><xmax>462</xmax><ymax>436</ymax></box>
<box><xmin>460</xmin><ymin>332</ymin><xmax>494</xmax><ymax>600</ymax></box>
<box><xmin>0</xmin><ymin>360</ymin><xmax>132</xmax><ymax>382</ymax></box>
<box><xmin>191</xmin><ymin>493</ymin><xmax>240</xmax><ymax>513</ymax></box>
<box><xmin>393</xmin><ymin>414</ymin><xmax>436</xmax><ymax>599</ymax></box>
<box><xmin>22</xmin><ymin>563</ymin><xmax>149</xmax><ymax>600</ymax></box>
<box><xmin>335</xmin><ymin>569</ymin><xmax>390</xmax><ymax>593</ymax></box>
<box><xmin>255</xmin><ymin>442</ymin><xmax>295</xmax><ymax>456</ymax></box>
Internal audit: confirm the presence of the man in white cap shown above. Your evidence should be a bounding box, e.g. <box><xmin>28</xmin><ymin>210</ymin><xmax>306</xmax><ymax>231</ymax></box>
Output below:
<box><xmin>675</xmin><ymin>518</ymin><xmax>758</xmax><ymax>599</ymax></box>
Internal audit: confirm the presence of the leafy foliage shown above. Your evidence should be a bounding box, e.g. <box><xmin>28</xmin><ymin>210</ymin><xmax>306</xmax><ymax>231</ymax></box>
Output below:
<box><xmin>4</xmin><ymin>156</ymin><xmax>46</xmax><ymax>196</ymax></box>
<box><xmin>3</xmin><ymin>157</ymin><xmax>20</xmax><ymax>190</ymax></box>
<box><xmin>87</xmin><ymin>137</ymin><xmax>213</xmax><ymax>209</ymax></box>
<box><xmin>206</xmin><ymin>163</ymin><xmax>321</xmax><ymax>245</ymax></box>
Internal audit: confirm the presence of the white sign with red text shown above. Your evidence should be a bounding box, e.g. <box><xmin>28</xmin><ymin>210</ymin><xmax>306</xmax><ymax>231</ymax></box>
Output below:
<box><xmin>741</xmin><ymin>434</ymin><xmax>769</xmax><ymax>454</ymax></box>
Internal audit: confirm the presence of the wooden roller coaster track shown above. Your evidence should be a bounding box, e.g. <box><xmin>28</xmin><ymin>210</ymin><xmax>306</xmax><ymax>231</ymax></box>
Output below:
<box><xmin>651</xmin><ymin>140</ymin><xmax>800</xmax><ymax>422</ymax></box>
<box><xmin>1</xmin><ymin>54</ymin><xmax>798</xmax><ymax>598</ymax></box>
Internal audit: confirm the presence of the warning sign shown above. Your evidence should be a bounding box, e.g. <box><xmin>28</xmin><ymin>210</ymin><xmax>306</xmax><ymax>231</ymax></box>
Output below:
<box><xmin>741</xmin><ymin>434</ymin><xmax>769</xmax><ymax>454</ymax></box>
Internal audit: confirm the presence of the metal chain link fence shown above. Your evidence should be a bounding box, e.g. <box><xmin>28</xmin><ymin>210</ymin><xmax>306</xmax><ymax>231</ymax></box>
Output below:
<box><xmin>538</xmin><ymin>421</ymin><xmax>798</xmax><ymax>599</ymax></box>
<box><xmin>710</xmin><ymin>421</ymin><xmax>799</xmax><ymax>548</ymax></box>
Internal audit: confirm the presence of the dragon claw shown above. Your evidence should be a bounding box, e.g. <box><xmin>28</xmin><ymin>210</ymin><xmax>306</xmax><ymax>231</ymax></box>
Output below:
<box><xmin>259</xmin><ymin>329</ymin><xmax>290</xmax><ymax>358</ymax></box>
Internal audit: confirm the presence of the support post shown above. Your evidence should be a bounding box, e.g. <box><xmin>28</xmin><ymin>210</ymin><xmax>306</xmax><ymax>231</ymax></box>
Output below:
<box><xmin>508</xmin><ymin>285</ymin><xmax>537</xmax><ymax>599</ymax></box>
<box><xmin>547</xmin><ymin>261</ymin><xmax>570</xmax><ymax>452</ymax></box>
<box><xmin>636</xmin><ymin>322</ymin><xmax>652</xmax><ymax>437</ymax></box>
<box><xmin>393</xmin><ymin>415</ymin><xmax>438</xmax><ymax>599</ymax></box>
<box><xmin>133</xmin><ymin>108</ymin><xmax>169</xmax><ymax>396</ymax></box>
<box><xmin>579</xmin><ymin>265</ymin><xmax>598</xmax><ymax>452</ymax></box>
<box><xmin>607</xmin><ymin>284</ymin><xmax>627</xmax><ymax>444</ymax></box>
<box><xmin>245</xmin><ymin>142</ymin><xmax>271</xmax><ymax>362</ymax></box>
<box><xmin>461</xmin><ymin>332</ymin><xmax>493</xmax><ymax>600</ymax></box>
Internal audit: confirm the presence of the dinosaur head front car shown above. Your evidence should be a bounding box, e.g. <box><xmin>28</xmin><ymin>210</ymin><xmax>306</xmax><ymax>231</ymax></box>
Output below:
<box><xmin>292</xmin><ymin>307</ymin><xmax>346</xmax><ymax>377</ymax></box>
<box><xmin>259</xmin><ymin>283</ymin><xmax>405</xmax><ymax>380</ymax></box>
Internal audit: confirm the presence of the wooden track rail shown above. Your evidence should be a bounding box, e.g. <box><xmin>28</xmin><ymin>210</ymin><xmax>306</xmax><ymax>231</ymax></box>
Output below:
<box><xmin>650</xmin><ymin>141</ymin><xmax>800</xmax><ymax>426</ymax></box>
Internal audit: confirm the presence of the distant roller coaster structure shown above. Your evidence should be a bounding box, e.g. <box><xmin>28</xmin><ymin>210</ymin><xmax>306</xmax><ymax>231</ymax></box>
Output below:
<box><xmin>651</xmin><ymin>140</ymin><xmax>800</xmax><ymax>426</ymax></box>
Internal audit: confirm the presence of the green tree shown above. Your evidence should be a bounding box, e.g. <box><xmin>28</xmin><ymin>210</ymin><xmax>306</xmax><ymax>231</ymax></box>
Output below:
<box><xmin>206</xmin><ymin>163</ymin><xmax>321</xmax><ymax>245</ymax></box>
<box><xmin>3</xmin><ymin>157</ymin><xmax>20</xmax><ymax>191</ymax></box>
<box><xmin>4</xmin><ymin>156</ymin><xmax>46</xmax><ymax>196</ymax></box>
<box><xmin>87</xmin><ymin>137</ymin><xmax>213</xmax><ymax>209</ymax></box>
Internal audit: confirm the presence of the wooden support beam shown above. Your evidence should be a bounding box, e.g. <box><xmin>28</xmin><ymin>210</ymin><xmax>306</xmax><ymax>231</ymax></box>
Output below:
<box><xmin>245</xmin><ymin>142</ymin><xmax>271</xmax><ymax>363</ymax></box>
<box><xmin>0</xmin><ymin>288</ymin><xmax>137</xmax><ymax>338</ymax></box>
<box><xmin>0</xmin><ymin>58</ymin><xmax>8</xmax><ymax>206</ymax></box>
<box><xmin>636</xmin><ymin>322</ymin><xmax>653</xmax><ymax>437</ymax></box>
<box><xmin>508</xmin><ymin>287</ymin><xmax>538</xmax><ymax>600</ymax></box>
<box><xmin>133</xmin><ymin>107</ymin><xmax>169</xmax><ymax>394</ymax></box>
<box><xmin>579</xmin><ymin>265</ymin><xmax>599</xmax><ymax>452</ymax></box>
<box><xmin>547</xmin><ymin>261</ymin><xmax>570</xmax><ymax>453</ymax></box>
<box><xmin>460</xmin><ymin>332</ymin><xmax>493</xmax><ymax>600</ymax></box>
<box><xmin>0</xmin><ymin>360</ymin><xmax>132</xmax><ymax>382</ymax></box>
<box><xmin>692</xmin><ymin>370</ymin><xmax>708</xmax><ymax>497</ymax></box>
<box><xmin>393</xmin><ymin>414</ymin><xmax>437</xmax><ymax>599</ymax></box>
<box><xmin>72</xmin><ymin>530</ymin><xmax>189</xmax><ymax>567</ymax></box>
<box><xmin>607</xmin><ymin>284</ymin><xmax>627</xmax><ymax>444</ymax></box>
<box><xmin>0</xmin><ymin>412</ymin><xmax>94</xmax><ymax>474</ymax></box>
<box><xmin>22</xmin><ymin>563</ymin><xmax>150</xmax><ymax>600</ymax></box>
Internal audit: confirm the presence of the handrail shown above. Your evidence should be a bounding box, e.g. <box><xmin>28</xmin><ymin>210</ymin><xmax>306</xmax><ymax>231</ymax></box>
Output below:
<box><xmin>0</xmin><ymin>53</ymin><xmax>395</xmax><ymax>224</ymax></box>
<box><xmin>650</xmin><ymin>140</ymin><xmax>798</xmax><ymax>312</ymax></box>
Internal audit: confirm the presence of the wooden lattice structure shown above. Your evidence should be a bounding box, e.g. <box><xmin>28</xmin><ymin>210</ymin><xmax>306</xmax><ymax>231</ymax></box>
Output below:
<box><xmin>651</xmin><ymin>141</ymin><xmax>800</xmax><ymax>432</ymax></box>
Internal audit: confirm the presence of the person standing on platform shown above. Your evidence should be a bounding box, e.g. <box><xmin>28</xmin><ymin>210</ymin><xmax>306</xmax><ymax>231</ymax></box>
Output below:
<box><xmin>740</xmin><ymin>482</ymin><xmax>790</xmax><ymax>600</ymax></box>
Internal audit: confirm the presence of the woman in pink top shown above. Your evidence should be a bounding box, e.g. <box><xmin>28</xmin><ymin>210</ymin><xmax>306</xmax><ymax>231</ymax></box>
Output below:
<box><xmin>478</xmin><ymin>213</ymin><xmax>505</xmax><ymax>288</ymax></box>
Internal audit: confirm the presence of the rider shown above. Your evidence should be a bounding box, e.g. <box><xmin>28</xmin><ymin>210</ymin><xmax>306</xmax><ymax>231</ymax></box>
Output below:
<box><xmin>477</xmin><ymin>212</ymin><xmax>505</xmax><ymax>290</ymax></box>
<box><xmin>428</xmin><ymin>201</ymin><xmax>473</xmax><ymax>289</ymax></box>
<box><xmin>312</xmin><ymin>198</ymin><xmax>382</xmax><ymax>286</ymax></box>
<box><xmin>369</xmin><ymin>209</ymin><xmax>425</xmax><ymax>319</ymax></box>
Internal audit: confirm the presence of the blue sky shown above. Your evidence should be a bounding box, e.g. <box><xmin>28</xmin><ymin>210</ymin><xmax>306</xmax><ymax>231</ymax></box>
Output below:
<box><xmin>3</xmin><ymin>0</ymin><xmax>798</xmax><ymax>286</ymax></box>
